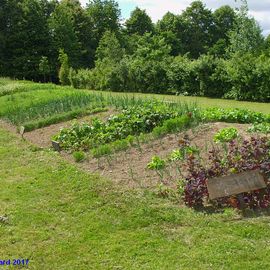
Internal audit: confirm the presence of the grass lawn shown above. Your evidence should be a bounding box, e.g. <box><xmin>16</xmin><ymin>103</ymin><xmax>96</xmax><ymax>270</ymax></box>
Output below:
<box><xmin>1</xmin><ymin>128</ymin><xmax>270</xmax><ymax>269</ymax></box>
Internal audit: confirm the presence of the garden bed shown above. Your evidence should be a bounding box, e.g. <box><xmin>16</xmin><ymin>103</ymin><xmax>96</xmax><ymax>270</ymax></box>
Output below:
<box><xmin>60</xmin><ymin>122</ymin><xmax>252</xmax><ymax>188</ymax></box>
<box><xmin>23</xmin><ymin>109</ymin><xmax>116</xmax><ymax>148</ymax></box>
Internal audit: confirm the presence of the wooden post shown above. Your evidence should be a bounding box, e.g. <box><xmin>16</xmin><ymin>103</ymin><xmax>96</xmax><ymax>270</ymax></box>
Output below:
<box><xmin>19</xmin><ymin>126</ymin><xmax>25</xmax><ymax>139</ymax></box>
<box><xmin>52</xmin><ymin>141</ymin><xmax>61</xmax><ymax>152</ymax></box>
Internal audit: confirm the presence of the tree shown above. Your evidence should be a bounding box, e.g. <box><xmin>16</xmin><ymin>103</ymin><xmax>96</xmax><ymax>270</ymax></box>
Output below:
<box><xmin>58</xmin><ymin>49</ymin><xmax>70</xmax><ymax>85</ymax></box>
<box><xmin>86</xmin><ymin>0</ymin><xmax>121</xmax><ymax>43</ymax></box>
<box><xmin>156</xmin><ymin>12</ymin><xmax>185</xmax><ymax>56</ymax></box>
<box><xmin>227</xmin><ymin>0</ymin><xmax>264</xmax><ymax>55</ymax></box>
<box><xmin>213</xmin><ymin>5</ymin><xmax>236</xmax><ymax>42</ymax></box>
<box><xmin>181</xmin><ymin>1</ymin><xmax>215</xmax><ymax>58</ymax></box>
<box><xmin>0</xmin><ymin>0</ymin><xmax>52</xmax><ymax>79</ymax></box>
<box><xmin>53</xmin><ymin>0</ymin><xmax>96</xmax><ymax>68</ymax></box>
<box><xmin>95</xmin><ymin>31</ymin><xmax>124</xmax><ymax>62</ymax></box>
<box><xmin>49</xmin><ymin>0</ymin><xmax>82</xmax><ymax>69</ymax></box>
<box><xmin>210</xmin><ymin>5</ymin><xmax>236</xmax><ymax>56</ymax></box>
<box><xmin>39</xmin><ymin>56</ymin><xmax>50</xmax><ymax>82</ymax></box>
<box><xmin>133</xmin><ymin>33</ymin><xmax>171</xmax><ymax>61</ymax></box>
<box><xmin>125</xmin><ymin>7</ymin><xmax>154</xmax><ymax>36</ymax></box>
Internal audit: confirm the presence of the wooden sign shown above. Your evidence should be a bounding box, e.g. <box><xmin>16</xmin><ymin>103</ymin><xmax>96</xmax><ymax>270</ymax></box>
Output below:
<box><xmin>207</xmin><ymin>170</ymin><xmax>266</xmax><ymax>200</ymax></box>
<box><xmin>52</xmin><ymin>141</ymin><xmax>61</xmax><ymax>152</ymax></box>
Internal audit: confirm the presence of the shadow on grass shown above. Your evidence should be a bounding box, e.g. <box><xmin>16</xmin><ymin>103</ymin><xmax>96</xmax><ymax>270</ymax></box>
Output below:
<box><xmin>193</xmin><ymin>204</ymin><xmax>270</xmax><ymax>218</ymax></box>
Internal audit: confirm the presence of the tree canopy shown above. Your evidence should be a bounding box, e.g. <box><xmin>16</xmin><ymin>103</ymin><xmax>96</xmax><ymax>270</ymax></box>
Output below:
<box><xmin>0</xmin><ymin>0</ymin><xmax>269</xmax><ymax>102</ymax></box>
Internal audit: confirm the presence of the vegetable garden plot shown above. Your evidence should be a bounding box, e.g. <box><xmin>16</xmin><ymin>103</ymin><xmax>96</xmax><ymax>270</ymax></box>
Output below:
<box><xmin>0</xmin><ymin>90</ymin><xmax>107</xmax><ymax>131</ymax></box>
<box><xmin>59</xmin><ymin>122</ymin><xmax>252</xmax><ymax>189</ymax></box>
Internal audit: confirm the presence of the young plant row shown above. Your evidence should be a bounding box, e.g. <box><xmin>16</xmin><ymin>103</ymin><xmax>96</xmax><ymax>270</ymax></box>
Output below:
<box><xmin>91</xmin><ymin>114</ymin><xmax>195</xmax><ymax>158</ymax></box>
<box><xmin>0</xmin><ymin>79</ymin><xmax>58</xmax><ymax>97</ymax></box>
<box><xmin>53</xmin><ymin>101</ymin><xmax>197</xmax><ymax>153</ymax></box>
<box><xmin>1</xmin><ymin>92</ymin><xmax>107</xmax><ymax>127</ymax></box>
<box><xmin>54</xmin><ymin>102</ymin><xmax>270</xmax><ymax>158</ymax></box>
<box><xmin>202</xmin><ymin>107</ymin><xmax>270</xmax><ymax>124</ymax></box>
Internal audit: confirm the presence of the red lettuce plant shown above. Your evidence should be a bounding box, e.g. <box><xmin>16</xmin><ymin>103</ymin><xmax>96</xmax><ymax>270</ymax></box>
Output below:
<box><xmin>184</xmin><ymin>137</ymin><xmax>270</xmax><ymax>209</ymax></box>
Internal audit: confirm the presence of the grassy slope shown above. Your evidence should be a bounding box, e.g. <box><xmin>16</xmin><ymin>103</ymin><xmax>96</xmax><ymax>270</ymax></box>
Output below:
<box><xmin>1</xmin><ymin>128</ymin><xmax>270</xmax><ymax>269</ymax></box>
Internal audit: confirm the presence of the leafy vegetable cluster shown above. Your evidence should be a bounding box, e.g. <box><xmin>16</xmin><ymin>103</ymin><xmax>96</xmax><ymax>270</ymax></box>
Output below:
<box><xmin>213</xmin><ymin>127</ymin><xmax>239</xmax><ymax>143</ymax></box>
<box><xmin>147</xmin><ymin>136</ymin><xmax>270</xmax><ymax>209</ymax></box>
<box><xmin>54</xmin><ymin>102</ymin><xmax>181</xmax><ymax>151</ymax></box>
<box><xmin>184</xmin><ymin>137</ymin><xmax>270</xmax><ymax>208</ymax></box>
<box><xmin>202</xmin><ymin>107</ymin><xmax>270</xmax><ymax>123</ymax></box>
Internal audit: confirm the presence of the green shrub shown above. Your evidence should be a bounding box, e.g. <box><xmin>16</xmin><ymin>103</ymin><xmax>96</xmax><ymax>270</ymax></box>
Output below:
<box><xmin>167</xmin><ymin>55</ymin><xmax>198</xmax><ymax>95</ymax></box>
<box><xmin>58</xmin><ymin>49</ymin><xmax>70</xmax><ymax>86</ymax></box>
<box><xmin>223</xmin><ymin>53</ymin><xmax>270</xmax><ymax>102</ymax></box>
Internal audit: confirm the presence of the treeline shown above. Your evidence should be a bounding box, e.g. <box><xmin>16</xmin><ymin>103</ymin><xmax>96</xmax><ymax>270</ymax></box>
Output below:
<box><xmin>1</xmin><ymin>0</ymin><xmax>270</xmax><ymax>101</ymax></box>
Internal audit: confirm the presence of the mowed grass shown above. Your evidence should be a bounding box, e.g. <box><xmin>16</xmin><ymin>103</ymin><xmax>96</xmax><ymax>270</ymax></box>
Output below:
<box><xmin>0</xmin><ymin>78</ymin><xmax>59</xmax><ymax>97</ymax></box>
<box><xmin>1</xmin><ymin>128</ymin><xmax>270</xmax><ymax>269</ymax></box>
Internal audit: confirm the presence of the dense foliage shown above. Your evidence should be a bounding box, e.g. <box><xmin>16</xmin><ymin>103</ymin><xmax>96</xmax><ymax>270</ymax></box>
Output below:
<box><xmin>54</xmin><ymin>102</ymin><xmax>183</xmax><ymax>150</ymax></box>
<box><xmin>248</xmin><ymin>123</ymin><xmax>270</xmax><ymax>134</ymax></box>
<box><xmin>1</xmin><ymin>0</ymin><xmax>270</xmax><ymax>101</ymax></box>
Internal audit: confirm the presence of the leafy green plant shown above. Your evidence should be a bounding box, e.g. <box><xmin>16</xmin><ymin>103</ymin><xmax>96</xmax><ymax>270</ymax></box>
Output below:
<box><xmin>202</xmin><ymin>107</ymin><xmax>270</xmax><ymax>124</ymax></box>
<box><xmin>214</xmin><ymin>127</ymin><xmax>239</xmax><ymax>143</ymax></box>
<box><xmin>73</xmin><ymin>151</ymin><xmax>86</xmax><ymax>162</ymax></box>
<box><xmin>54</xmin><ymin>101</ymin><xmax>188</xmax><ymax>151</ymax></box>
<box><xmin>147</xmin><ymin>156</ymin><xmax>166</xmax><ymax>170</ymax></box>
<box><xmin>170</xmin><ymin>146</ymin><xmax>199</xmax><ymax>161</ymax></box>
<box><xmin>247</xmin><ymin>123</ymin><xmax>270</xmax><ymax>134</ymax></box>
<box><xmin>91</xmin><ymin>144</ymin><xmax>112</xmax><ymax>158</ymax></box>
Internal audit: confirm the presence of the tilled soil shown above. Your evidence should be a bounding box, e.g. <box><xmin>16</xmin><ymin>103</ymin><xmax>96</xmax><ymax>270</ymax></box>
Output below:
<box><xmin>0</xmin><ymin>118</ymin><xmax>255</xmax><ymax>188</ymax></box>
<box><xmin>62</xmin><ymin>122</ymin><xmax>252</xmax><ymax>188</ymax></box>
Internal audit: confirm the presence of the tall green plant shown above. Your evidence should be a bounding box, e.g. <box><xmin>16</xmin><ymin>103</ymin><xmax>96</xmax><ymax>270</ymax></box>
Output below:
<box><xmin>58</xmin><ymin>49</ymin><xmax>70</xmax><ymax>85</ymax></box>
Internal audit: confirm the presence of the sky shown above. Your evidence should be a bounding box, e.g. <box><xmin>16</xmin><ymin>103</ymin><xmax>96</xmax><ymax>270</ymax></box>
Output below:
<box><xmin>80</xmin><ymin>0</ymin><xmax>270</xmax><ymax>36</ymax></box>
